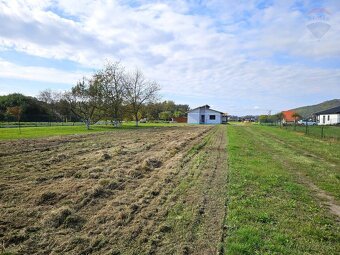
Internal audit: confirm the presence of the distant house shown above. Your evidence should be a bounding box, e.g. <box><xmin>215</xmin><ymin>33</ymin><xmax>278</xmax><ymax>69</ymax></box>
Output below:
<box><xmin>282</xmin><ymin>110</ymin><xmax>299</xmax><ymax>124</ymax></box>
<box><xmin>187</xmin><ymin>105</ymin><xmax>224</xmax><ymax>124</ymax></box>
<box><xmin>314</xmin><ymin>106</ymin><xmax>340</xmax><ymax>125</ymax></box>
<box><xmin>228</xmin><ymin>115</ymin><xmax>240</xmax><ymax>122</ymax></box>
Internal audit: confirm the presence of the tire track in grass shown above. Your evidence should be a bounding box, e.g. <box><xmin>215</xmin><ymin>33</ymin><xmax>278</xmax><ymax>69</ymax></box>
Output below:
<box><xmin>219</xmin><ymin>126</ymin><xmax>229</xmax><ymax>255</ymax></box>
<box><xmin>155</xmin><ymin>125</ymin><xmax>228</xmax><ymax>255</ymax></box>
<box><xmin>191</xmin><ymin>125</ymin><xmax>226</xmax><ymax>254</ymax></box>
<box><xmin>225</xmin><ymin>125</ymin><xmax>339</xmax><ymax>255</ymax></box>
<box><xmin>256</xmin><ymin>126</ymin><xmax>340</xmax><ymax>166</ymax></box>
<box><xmin>89</xmin><ymin>126</ymin><xmax>216</xmax><ymax>254</ymax></box>
<box><xmin>246</xmin><ymin>126</ymin><xmax>340</xmax><ymax>218</ymax></box>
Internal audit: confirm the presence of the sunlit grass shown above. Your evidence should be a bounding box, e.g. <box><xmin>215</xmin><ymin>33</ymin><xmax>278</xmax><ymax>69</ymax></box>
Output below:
<box><xmin>0</xmin><ymin>122</ymin><xmax>187</xmax><ymax>140</ymax></box>
<box><xmin>225</xmin><ymin>124</ymin><xmax>339</xmax><ymax>254</ymax></box>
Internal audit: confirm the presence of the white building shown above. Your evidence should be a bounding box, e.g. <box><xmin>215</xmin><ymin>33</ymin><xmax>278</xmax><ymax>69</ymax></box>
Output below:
<box><xmin>187</xmin><ymin>105</ymin><xmax>225</xmax><ymax>124</ymax></box>
<box><xmin>315</xmin><ymin>106</ymin><xmax>340</xmax><ymax>125</ymax></box>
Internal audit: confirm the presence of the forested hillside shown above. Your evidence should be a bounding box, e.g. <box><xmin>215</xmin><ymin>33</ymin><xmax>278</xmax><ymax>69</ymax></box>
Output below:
<box><xmin>293</xmin><ymin>99</ymin><xmax>340</xmax><ymax>118</ymax></box>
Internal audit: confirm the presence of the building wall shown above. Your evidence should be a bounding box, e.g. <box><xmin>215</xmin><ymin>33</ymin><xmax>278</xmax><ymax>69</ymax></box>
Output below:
<box><xmin>188</xmin><ymin>108</ymin><xmax>200</xmax><ymax>124</ymax></box>
<box><xmin>187</xmin><ymin>108</ymin><xmax>222</xmax><ymax>124</ymax></box>
<box><xmin>205</xmin><ymin>109</ymin><xmax>222</xmax><ymax>124</ymax></box>
<box><xmin>317</xmin><ymin>114</ymin><xmax>340</xmax><ymax>125</ymax></box>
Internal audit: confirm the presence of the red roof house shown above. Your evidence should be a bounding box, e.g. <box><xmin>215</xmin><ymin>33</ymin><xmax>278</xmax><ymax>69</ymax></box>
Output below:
<box><xmin>282</xmin><ymin>110</ymin><xmax>298</xmax><ymax>123</ymax></box>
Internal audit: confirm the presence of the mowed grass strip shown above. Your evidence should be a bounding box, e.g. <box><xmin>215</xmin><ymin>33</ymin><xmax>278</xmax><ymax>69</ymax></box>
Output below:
<box><xmin>156</xmin><ymin>126</ymin><xmax>228</xmax><ymax>254</ymax></box>
<box><xmin>257</xmin><ymin>125</ymin><xmax>340</xmax><ymax>164</ymax></box>
<box><xmin>281</xmin><ymin>125</ymin><xmax>340</xmax><ymax>140</ymax></box>
<box><xmin>249</xmin><ymin>125</ymin><xmax>340</xmax><ymax>200</ymax></box>
<box><xmin>225</xmin><ymin>124</ymin><xmax>339</xmax><ymax>255</ymax></box>
<box><xmin>0</xmin><ymin>122</ymin><xmax>186</xmax><ymax>140</ymax></box>
<box><xmin>258</xmin><ymin>124</ymin><xmax>340</xmax><ymax>140</ymax></box>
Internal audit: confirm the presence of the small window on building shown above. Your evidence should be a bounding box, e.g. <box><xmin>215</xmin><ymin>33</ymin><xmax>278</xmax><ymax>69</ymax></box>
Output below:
<box><xmin>328</xmin><ymin>115</ymin><xmax>330</xmax><ymax>121</ymax></box>
<box><xmin>209</xmin><ymin>115</ymin><xmax>216</xmax><ymax>120</ymax></box>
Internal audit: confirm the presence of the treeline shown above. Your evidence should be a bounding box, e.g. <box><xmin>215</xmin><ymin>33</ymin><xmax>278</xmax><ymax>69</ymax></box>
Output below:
<box><xmin>0</xmin><ymin>62</ymin><xmax>189</xmax><ymax>129</ymax></box>
<box><xmin>258</xmin><ymin>114</ymin><xmax>282</xmax><ymax>124</ymax></box>
<box><xmin>259</xmin><ymin>112</ymin><xmax>301</xmax><ymax>125</ymax></box>
<box><xmin>0</xmin><ymin>93</ymin><xmax>74</xmax><ymax>122</ymax></box>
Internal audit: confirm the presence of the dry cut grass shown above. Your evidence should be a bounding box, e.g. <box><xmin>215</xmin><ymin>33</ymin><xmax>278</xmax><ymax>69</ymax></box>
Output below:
<box><xmin>0</xmin><ymin>125</ymin><xmax>218</xmax><ymax>254</ymax></box>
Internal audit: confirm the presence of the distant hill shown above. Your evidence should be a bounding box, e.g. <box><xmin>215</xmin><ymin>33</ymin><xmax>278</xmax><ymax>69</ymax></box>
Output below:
<box><xmin>292</xmin><ymin>99</ymin><xmax>340</xmax><ymax>118</ymax></box>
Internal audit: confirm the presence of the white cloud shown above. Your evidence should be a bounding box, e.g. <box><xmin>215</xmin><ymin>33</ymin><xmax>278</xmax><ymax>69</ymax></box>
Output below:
<box><xmin>0</xmin><ymin>58</ymin><xmax>84</xmax><ymax>84</ymax></box>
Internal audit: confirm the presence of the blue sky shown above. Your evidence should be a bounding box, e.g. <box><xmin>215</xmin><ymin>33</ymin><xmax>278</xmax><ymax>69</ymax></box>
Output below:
<box><xmin>0</xmin><ymin>0</ymin><xmax>339</xmax><ymax>115</ymax></box>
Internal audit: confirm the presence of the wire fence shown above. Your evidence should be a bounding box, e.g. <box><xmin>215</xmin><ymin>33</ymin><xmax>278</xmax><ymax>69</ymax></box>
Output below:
<box><xmin>0</xmin><ymin>122</ymin><xmax>85</xmax><ymax>128</ymax></box>
<box><xmin>260</xmin><ymin>123</ymin><xmax>340</xmax><ymax>140</ymax></box>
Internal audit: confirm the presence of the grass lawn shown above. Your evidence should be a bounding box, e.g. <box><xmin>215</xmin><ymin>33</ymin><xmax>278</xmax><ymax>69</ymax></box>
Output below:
<box><xmin>1</xmin><ymin>122</ymin><xmax>338</xmax><ymax>254</ymax></box>
<box><xmin>0</xmin><ymin>121</ymin><xmax>85</xmax><ymax>128</ymax></box>
<box><xmin>225</xmin><ymin>124</ymin><xmax>339</xmax><ymax>254</ymax></box>
<box><xmin>260</xmin><ymin>123</ymin><xmax>340</xmax><ymax>140</ymax></box>
<box><xmin>0</xmin><ymin>122</ymin><xmax>186</xmax><ymax>140</ymax></box>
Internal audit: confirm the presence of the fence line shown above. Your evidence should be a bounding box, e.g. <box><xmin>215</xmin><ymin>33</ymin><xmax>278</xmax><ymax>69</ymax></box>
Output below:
<box><xmin>0</xmin><ymin>122</ymin><xmax>85</xmax><ymax>128</ymax></box>
<box><xmin>259</xmin><ymin>123</ymin><xmax>339</xmax><ymax>140</ymax></box>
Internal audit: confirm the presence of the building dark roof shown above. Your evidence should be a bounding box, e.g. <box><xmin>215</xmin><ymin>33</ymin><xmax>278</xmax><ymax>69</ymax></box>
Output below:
<box><xmin>314</xmin><ymin>106</ymin><xmax>340</xmax><ymax>115</ymax></box>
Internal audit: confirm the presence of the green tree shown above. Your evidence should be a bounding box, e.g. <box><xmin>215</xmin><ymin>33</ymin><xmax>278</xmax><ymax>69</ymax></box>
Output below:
<box><xmin>66</xmin><ymin>76</ymin><xmax>104</xmax><ymax>130</ymax></box>
<box><xmin>6</xmin><ymin>106</ymin><xmax>22</xmax><ymax>133</ymax></box>
<box><xmin>159</xmin><ymin>111</ymin><xmax>172</xmax><ymax>121</ymax></box>
<box><xmin>96</xmin><ymin>62</ymin><xmax>126</xmax><ymax>127</ymax></box>
<box><xmin>0</xmin><ymin>93</ymin><xmax>50</xmax><ymax>122</ymax></box>
<box><xmin>275</xmin><ymin>112</ymin><xmax>284</xmax><ymax>127</ymax></box>
<box><xmin>258</xmin><ymin>115</ymin><xmax>269</xmax><ymax>124</ymax></box>
<box><xmin>173</xmin><ymin>110</ymin><xmax>184</xmax><ymax>118</ymax></box>
<box><xmin>292</xmin><ymin>112</ymin><xmax>301</xmax><ymax>123</ymax></box>
<box><xmin>292</xmin><ymin>112</ymin><xmax>301</xmax><ymax>130</ymax></box>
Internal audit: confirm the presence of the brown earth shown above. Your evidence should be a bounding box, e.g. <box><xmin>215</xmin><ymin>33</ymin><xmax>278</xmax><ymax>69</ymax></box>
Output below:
<box><xmin>0</xmin><ymin>125</ymin><xmax>228</xmax><ymax>255</ymax></box>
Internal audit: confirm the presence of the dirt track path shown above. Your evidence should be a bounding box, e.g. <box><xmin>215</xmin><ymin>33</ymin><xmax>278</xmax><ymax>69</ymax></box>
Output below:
<box><xmin>154</xmin><ymin>125</ymin><xmax>228</xmax><ymax>255</ymax></box>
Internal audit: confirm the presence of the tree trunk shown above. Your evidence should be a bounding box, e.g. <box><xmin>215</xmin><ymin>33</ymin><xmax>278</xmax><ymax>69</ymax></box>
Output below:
<box><xmin>135</xmin><ymin>114</ymin><xmax>139</xmax><ymax>127</ymax></box>
<box><xmin>18</xmin><ymin>120</ymin><xmax>21</xmax><ymax>134</ymax></box>
<box><xmin>113</xmin><ymin>120</ymin><xmax>119</xmax><ymax>127</ymax></box>
<box><xmin>85</xmin><ymin>120</ymin><xmax>90</xmax><ymax>130</ymax></box>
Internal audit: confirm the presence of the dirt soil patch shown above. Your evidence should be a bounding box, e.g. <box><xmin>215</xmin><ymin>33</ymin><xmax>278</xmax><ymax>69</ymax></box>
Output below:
<box><xmin>0</xmin><ymin>125</ymin><xmax>230</xmax><ymax>255</ymax></box>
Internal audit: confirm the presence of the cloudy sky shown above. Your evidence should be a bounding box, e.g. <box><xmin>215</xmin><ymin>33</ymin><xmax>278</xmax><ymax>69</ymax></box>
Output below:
<box><xmin>0</xmin><ymin>0</ymin><xmax>339</xmax><ymax>115</ymax></box>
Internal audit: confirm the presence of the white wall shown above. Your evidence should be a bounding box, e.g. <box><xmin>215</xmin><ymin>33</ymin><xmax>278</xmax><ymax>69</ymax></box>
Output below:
<box><xmin>187</xmin><ymin>108</ymin><xmax>222</xmax><ymax>124</ymax></box>
<box><xmin>317</xmin><ymin>114</ymin><xmax>340</xmax><ymax>125</ymax></box>
<box><xmin>188</xmin><ymin>108</ymin><xmax>200</xmax><ymax>124</ymax></box>
<box><xmin>205</xmin><ymin>109</ymin><xmax>222</xmax><ymax>124</ymax></box>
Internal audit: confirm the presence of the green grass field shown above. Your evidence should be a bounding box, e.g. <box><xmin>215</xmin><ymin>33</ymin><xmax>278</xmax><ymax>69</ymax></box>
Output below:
<box><xmin>260</xmin><ymin>123</ymin><xmax>340</xmax><ymax>140</ymax></box>
<box><xmin>0</xmin><ymin>121</ymin><xmax>85</xmax><ymax>128</ymax></box>
<box><xmin>0</xmin><ymin>122</ymin><xmax>185</xmax><ymax>140</ymax></box>
<box><xmin>225</xmin><ymin>123</ymin><xmax>339</xmax><ymax>254</ymax></box>
<box><xmin>0</xmin><ymin>123</ymin><xmax>339</xmax><ymax>254</ymax></box>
